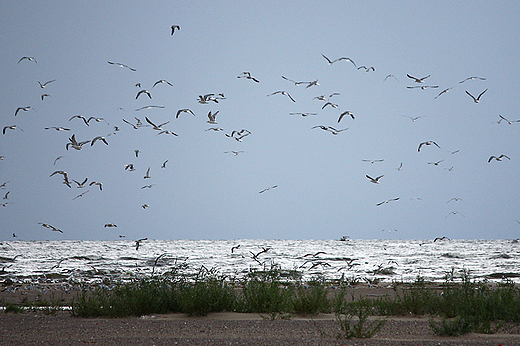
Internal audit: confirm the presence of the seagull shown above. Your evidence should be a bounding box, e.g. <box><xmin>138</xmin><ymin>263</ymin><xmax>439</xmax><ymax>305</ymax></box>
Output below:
<box><xmin>41</xmin><ymin>94</ymin><xmax>52</xmax><ymax>100</ymax></box>
<box><xmin>66</xmin><ymin>134</ymin><xmax>90</xmax><ymax>150</ymax></box>
<box><xmin>305</xmin><ymin>79</ymin><xmax>319</xmax><ymax>88</ymax></box>
<box><xmin>497</xmin><ymin>115</ymin><xmax>520</xmax><ymax>125</ymax></box>
<box><xmin>3</xmin><ymin>125</ymin><xmax>23</xmax><ymax>134</ymax></box>
<box><xmin>459</xmin><ymin>76</ymin><xmax>486</xmax><ymax>84</ymax></box>
<box><xmin>488</xmin><ymin>154</ymin><xmax>510</xmax><ymax>162</ymax></box>
<box><xmin>135</xmin><ymin>105</ymin><xmax>165</xmax><ymax>111</ymax></box>
<box><xmin>434</xmin><ymin>236</ymin><xmax>450</xmax><ymax>242</ymax></box>
<box><xmin>376</xmin><ymin>197</ymin><xmax>400</xmax><ymax>206</ymax></box>
<box><xmin>0</xmin><ymin>181</ymin><xmax>9</xmax><ymax>189</ymax></box>
<box><xmin>45</xmin><ymin>126</ymin><xmax>71</xmax><ymax>131</ymax></box>
<box><xmin>107</xmin><ymin>61</ymin><xmax>136</xmax><ymax>71</ymax></box>
<box><xmin>198</xmin><ymin>93</ymin><xmax>219</xmax><ymax>104</ymax></box>
<box><xmin>237</xmin><ymin>71</ymin><xmax>260</xmax><ymax>83</ymax></box>
<box><xmin>18</xmin><ymin>56</ymin><xmax>37</xmax><ymax>64</ymax></box>
<box><xmin>104</xmin><ymin>223</ymin><xmax>117</xmax><ymax>228</ymax></box>
<box><xmin>69</xmin><ymin>115</ymin><xmax>90</xmax><ymax>126</ymax></box>
<box><xmin>259</xmin><ymin>185</ymin><xmax>278</xmax><ymax>194</ymax></box>
<box><xmin>224</xmin><ymin>151</ymin><xmax>245</xmax><ymax>156</ymax></box>
<box><xmin>73</xmin><ymin>190</ymin><xmax>90</xmax><ymax>200</ymax></box>
<box><xmin>321</xmin><ymin>54</ymin><xmax>356</xmax><ymax>67</ymax></box>
<box><xmin>281</xmin><ymin>75</ymin><xmax>308</xmax><ymax>86</ymax></box>
<box><xmin>72</xmin><ymin>178</ymin><xmax>88</xmax><ymax>188</ymax></box>
<box><xmin>366</xmin><ymin>174</ymin><xmax>384</xmax><ymax>184</ymax></box>
<box><xmin>289</xmin><ymin>112</ymin><xmax>317</xmax><ymax>117</ymax></box>
<box><xmin>406</xmin><ymin>85</ymin><xmax>439</xmax><ymax>89</ymax></box>
<box><xmin>38</xmin><ymin>79</ymin><xmax>56</xmax><ymax>88</ymax></box>
<box><xmin>38</xmin><ymin>223</ymin><xmax>63</xmax><ymax>233</ymax></box>
<box><xmin>206</xmin><ymin>127</ymin><xmax>223</xmax><ymax>131</ymax></box>
<box><xmin>176</xmin><ymin>108</ymin><xmax>195</xmax><ymax>118</ymax></box>
<box><xmin>50</xmin><ymin>170</ymin><xmax>69</xmax><ymax>182</ymax></box>
<box><xmin>267</xmin><ymin>90</ymin><xmax>296</xmax><ymax>102</ymax></box>
<box><xmin>143</xmin><ymin>167</ymin><xmax>151</xmax><ymax>179</ymax></box>
<box><xmin>338</xmin><ymin>111</ymin><xmax>355</xmax><ymax>122</ymax></box>
<box><xmin>122</xmin><ymin>118</ymin><xmax>140</xmax><ymax>129</ymax></box>
<box><xmin>91</xmin><ymin>136</ymin><xmax>109</xmax><ymax>146</ymax></box>
<box><xmin>207</xmin><ymin>110</ymin><xmax>219</xmax><ymax>124</ymax></box>
<box><xmin>428</xmin><ymin>160</ymin><xmax>444</xmax><ymax>166</ymax></box>
<box><xmin>136</xmin><ymin>89</ymin><xmax>152</xmax><ymax>99</ymax></box>
<box><xmin>134</xmin><ymin>238</ymin><xmax>147</xmax><ymax>250</ymax></box>
<box><xmin>402</xmin><ymin>115</ymin><xmax>424</xmax><ymax>122</ymax></box>
<box><xmin>231</xmin><ymin>244</ymin><xmax>241</xmax><ymax>253</ymax></box>
<box><xmin>362</xmin><ymin>159</ymin><xmax>384</xmax><ymax>164</ymax></box>
<box><xmin>170</xmin><ymin>25</ymin><xmax>180</xmax><ymax>35</ymax></box>
<box><xmin>465</xmin><ymin>89</ymin><xmax>488</xmax><ymax>103</ymax></box>
<box><xmin>89</xmin><ymin>181</ymin><xmax>103</xmax><ymax>190</ymax></box>
<box><xmin>15</xmin><ymin>106</ymin><xmax>34</xmax><ymax>116</ymax></box>
<box><xmin>313</xmin><ymin>92</ymin><xmax>340</xmax><ymax>101</ymax></box>
<box><xmin>225</xmin><ymin>129</ymin><xmax>251</xmax><ymax>141</ymax></box>
<box><xmin>357</xmin><ymin>65</ymin><xmax>375</xmax><ymax>72</ymax></box>
<box><xmin>418</xmin><ymin>141</ymin><xmax>440</xmax><ymax>152</ymax></box>
<box><xmin>311</xmin><ymin>125</ymin><xmax>348</xmax><ymax>135</ymax></box>
<box><xmin>53</xmin><ymin>156</ymin><xmax>64</xmax><ymax>165</ymax></box>
<box><xmin>396</xmin><ymin>162</ymin><xmax>403</xmax><ymax>171</ymax></box>
<box><xmin>152</xmin><ymin>79</ymin><xmax>173</xmax><ymax>88</ymax></box>
<box><xmin>321</xmin><ymin>102</ymin><xmax>339</xmax><ymax>110</ymax></box>
<box><xmin>407</xmin><ymin>74</ymin><xmax>431</xmax><ymax>83</ymax></box>
<box><xmin>141</xmin><ymin>204</ymin><xmax>150</xmax><ymax>209</ymax></box>
<box><xmin>3</xmin><ymin>191</ymin><xmax>10</xmax><ymax>200</ymax></box>
<box><xmin>125</xmin><ymin>163</ymin><xmax>135</xmax><ymax>171</ymax></box>
<box><xmin>157</xmin><ymin>130</ymin><xmax>178</xmax><ymax>136</ymax></box>
<box><xmin>383</xmin><ymin>74</ymin><xmax>399</xmax><ymax>82</ymax></box>
<box><xmin>446</xmin><ymin>211</ymin><xmax>464</xmax><ymax>218</ymax></box>
<box><xmin>87</xmin><ymin>117</ymin><xmax>109</xmax><ymax>125</ymax></box>
<box><xmin>145</xmin><ymin>116</ymin><xmax>170</xmax><ymax>130</ymax></box>
<box><xmin>141</xmin><ymin>184</ymin><xmax>156</xmax><ymax>189</ymax></box>
<box><xmin>447</xmin><ymin>197</ymin><xmax>463</xmax><ymax>203</ymax></box>
<box><xmin>134</xmin><ymin>149</ymin><xmax>141</xmax><ymax>157</ymax></box>
<box><xmin>434</xmin><ymin>87</ymin><xmax>454</xmax><ymax>99</ymax></box>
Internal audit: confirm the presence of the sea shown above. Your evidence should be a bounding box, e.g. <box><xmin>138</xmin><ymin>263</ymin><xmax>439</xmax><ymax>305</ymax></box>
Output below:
<box><xmin>1</xmin><ymin>239</ymin><xmax>519</xmax><ymax>284</ymax></box>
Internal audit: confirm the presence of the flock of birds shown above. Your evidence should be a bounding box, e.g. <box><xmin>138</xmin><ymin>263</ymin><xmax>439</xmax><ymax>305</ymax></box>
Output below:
<box><xmin>1</xmin><ymin>22</ymin><xmax>518</xmax><ymax>253</ymax></box>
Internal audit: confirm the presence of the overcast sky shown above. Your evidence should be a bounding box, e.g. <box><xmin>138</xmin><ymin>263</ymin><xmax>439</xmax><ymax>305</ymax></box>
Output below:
<box><xmin>1</xmin><ymin>1</ymin><xmax>519</xmax><ymax>241</ymax></box>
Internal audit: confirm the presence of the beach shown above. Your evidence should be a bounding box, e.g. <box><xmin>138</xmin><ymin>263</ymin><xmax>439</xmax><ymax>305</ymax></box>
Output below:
<box><xmin>1</xmin><ymin>285</ymin><xmax>519</xmax><ymax>345</ymax></box>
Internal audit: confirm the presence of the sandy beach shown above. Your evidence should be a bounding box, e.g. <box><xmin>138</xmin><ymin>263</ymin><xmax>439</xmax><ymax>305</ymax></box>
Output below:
<box><xmin>1</xmin><ymin>285</ymin><xmax>519</xmax><ymax>345</ymax></box>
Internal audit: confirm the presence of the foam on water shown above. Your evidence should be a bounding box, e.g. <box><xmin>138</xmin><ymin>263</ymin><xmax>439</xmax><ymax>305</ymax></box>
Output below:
<box><xmin>1</xmin><ymin>239</ymin><xmax>519</xmax><ymax>284</ymax></box>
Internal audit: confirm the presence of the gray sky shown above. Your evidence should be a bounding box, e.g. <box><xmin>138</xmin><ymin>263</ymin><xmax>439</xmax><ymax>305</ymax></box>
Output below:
<box><xmin>1</xmin><ymin>1</ymin><xmax>519</xmax><ymax>241</ymax></box>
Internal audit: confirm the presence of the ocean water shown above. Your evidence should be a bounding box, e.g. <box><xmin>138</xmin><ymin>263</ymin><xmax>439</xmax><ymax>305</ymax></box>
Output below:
<box><xmin>1</xmin><ymin>239</ymin><xmax>519</xmax><ymax>284</ymax></box>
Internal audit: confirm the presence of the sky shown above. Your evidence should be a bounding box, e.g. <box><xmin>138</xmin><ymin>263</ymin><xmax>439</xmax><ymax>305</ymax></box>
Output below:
<box><xmin>1</xmin><ymin>1</ymin><xmax>520</xmax><ymax>241</ymax></box>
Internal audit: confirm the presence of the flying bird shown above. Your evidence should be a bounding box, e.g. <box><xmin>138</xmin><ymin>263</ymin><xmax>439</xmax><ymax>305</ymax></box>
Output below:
<box><xmin>38</xmin><ymin>79</ymin><xmax>56</xmax><ymax>88</ymax></box>
<box><xmin>465</xmin><ymin>89</ymin><xmax>488</xmax><ymax>103</ymax></box>
<box><xmin>145</xmin><ymin>116</ymin><xmax>170</xmax><ymax>130</ymax></box>
<box><xmin>376</xmin><ymin>197</ymin><xmax>400</xmax><ymax>206</ymax></box>
<box><xmin>38</xmin><ymin>223</ymin><xmax>63</xmax><ymax>233</ymax></box>
<box><xmin>357</xmin><ymin>65</ymin><xmax>375</xmax><ymax>72</ymax></box>
<box><xmin>259</xmin><ymin>185</ymin><xmax>278</xmax><ymax>194</ymax></box>
<box><xmin>383</xmin><ymin>74</ymin><xmax>399</xmax><ymax>82</ymax></box>
<box><xmin>362</xmin><ymin>159</ymin><xmax>384</xmax><ymax>164</ymax></box>
<box><xmin>321</xmin><ymin>54</ymin><xmax>356</xmax><ymax>67</ymax></box>
<box><xmin>497</xmin><ymin>115</ymin><xmax>520</xmax><ymax>125</ymax></box>
<box><xmin>267</xmin><ymin>90</ymin><xmax>296</xmax><ymax>102</ymax></box>
<box><xmin>125</xmin><ymin>163</ymin><xmax>136</xmax><ymax>171</ymax></box>
<box><xmin>207</xmin><ymin>110</ymin><xmax>219</xmax><ymax>124</ymax></box>
<box><xmin>69</xmin><ymin>115</ymin><xmax>90</xmax><ymax>126</ymax></box>
<box><xmin>45</xmin><ymin>126</ymin><xmax>70</xmax><ymax>131</ymax></box>
<box><xmin>289</xmin><ymin>112</ymin><xmax>317</xmax><ymax>117</ymax></box>
<box><xmin>176</xmin><ymin>108</ymin><xmax>195</xmax><ymax>118</ymax></box>
<box><xmin>434</xmin><ymin>87</ymin><xmax>454</xmax><ymax>99</ymax></box>
<box><xmin>366</xmin><ymin>174</ymin><xmax>384</xmax><ymax>184</ymax></box>
<box><xmin>136</xmin><ymin>89</ymin><xmax>152</xmax><ymax>99</ymax></box>
<box><xmin>170</xmin><ymin>25</ymin><xmax>180</xmax><ymax>35</ymax></box>
<box><xmin>434</xmin><ymin>236</ymin><xmax>450</xmax><ymax>242</ymax></box>
<box><xmin>406</xmin><ymin>74</ymin><xmax>431</xmax><ymax>83</ymax></box>
<box><xmin>66</xmin><ymin>134</ymin><xmax>90</xmax><ymax>150</ymax></box>
<box><xmin>18</xmin><ymin>56</ymin><xmax>37</xmax><ymax>64</ymax></box>
<box><xmin>152</xmin><ymin>79</ymin><xmax>173</xmax><ymax>88</ymax></box>
<box><xmin>107</xmin><ymin>61</ymin><xmax>136</xmax><ymax>71</ymax></box>
<box><xmin>89</xmin><ymin>181</ymin><xmax>103</xmax><ymax>190</ymax></box>
<box><xmin>72</xmin><ymin>190</ymin><xmax>90</xmax><ymax>200</ymax></box>
<box><xmin>135</xmin><ymin>105</ymin><xmax>165</xmax><ymax>111</ymax></box>
<box><xmin>143</xmin><ymin>167</ymin><xmax>151</xmax><ymax>179</ymax></box>
<box><xmin>72</xmin><ymin>178</ymin><xmax>88</xmax><ymax>188</ymax></box>
<box><xmin>338</xmin><ymin>111</ymin><xmax>354</xmax><ymax>122</ymax></box>
<box><xmin>418</xmin><ymin>141</ymin><xmax>440</xmax><ymax>152</ymax></box>
<box><xmin>459</xmin><ymin>76</ymin><xmax>486</xmax><ymax>84</ymax></box>
<box><xmin>3</xmin><ymin>125</ymin><xmax>23</xmax><ymax>134</ymax></box>
<box><xmin>15</xmin><ymin>106</ymin><xmax>34</xmax><ymax>116</ymax></box>
<box><xmin>91</xmin><ymin>136</ymin><xmax>108</xmax><ymax>146</ymax></box>
<box><xmin>104</xmin><ymin>223</ymin><xmax>117</xmax><ymax>228</ymax></box>
<box><xmin>488</xmin><ymin>154</ymin><xmax>510</xmax><ymax>162</ymax></box>
<box><xmin>237</xmin><ymin>71</ymin><xmax>260</xmax><ymax>83</ymax></box>
<box><xmin>135</xmin><ymin>238</ymin><xmax>147</xmax><ymax>250</ymax></box>
<box><xmin>402</xmin><ymin>115</ymin><xmax>424</xmax><ymax>122</ymax></box>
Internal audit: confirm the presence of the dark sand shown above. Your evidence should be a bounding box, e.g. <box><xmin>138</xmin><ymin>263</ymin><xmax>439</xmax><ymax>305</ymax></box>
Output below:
<box><xmin>1</xmin><ymin>284</ymin><xmax>519</xmax><ymax>345</ymax></box>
